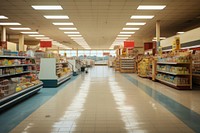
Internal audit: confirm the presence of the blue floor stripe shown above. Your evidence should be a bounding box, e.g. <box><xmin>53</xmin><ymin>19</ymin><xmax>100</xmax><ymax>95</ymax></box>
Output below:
<box><xmin>0</xmin><ymin>76</ymin><xmax>78</xmax><ymax>133</ymax></box>
<box><xmin>124</xmin><ymin>74</ymin><xmax>200</xmax><ymax>133</ymax></box>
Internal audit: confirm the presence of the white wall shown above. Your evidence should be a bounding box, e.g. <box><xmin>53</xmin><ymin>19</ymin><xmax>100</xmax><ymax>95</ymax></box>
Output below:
<box><xmin>7</xmin><ymin>42</ymin><xmax>17</xmax><ymax>51</ymax></box>
<box><xmin>161</xmin><ymin>27</ymin><xmax>200</xmax><ymax>47</ymax></box>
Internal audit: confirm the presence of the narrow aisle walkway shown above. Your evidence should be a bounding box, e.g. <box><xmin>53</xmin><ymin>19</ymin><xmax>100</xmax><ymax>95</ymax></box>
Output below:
<box><xmin>10</xmin><ymin>66</ymin><xmax>195</xmax><ymax>133</ymax></box>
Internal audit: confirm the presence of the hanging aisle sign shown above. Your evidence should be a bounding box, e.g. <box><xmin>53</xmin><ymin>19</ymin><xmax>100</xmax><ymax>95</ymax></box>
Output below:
<box><xmin>124</xmin><ymin>41</ymin><xmax>134</xmax><ymax>48</ymax></box>
<box><xmin>103</xmin><ymin>52</ymin><xmax>110</xmax><ymax>56</ymax></box>
<box><xmin>40</xmin><ymin>40</ymin><xmax>52</xmax><ymax>48</ymax></box>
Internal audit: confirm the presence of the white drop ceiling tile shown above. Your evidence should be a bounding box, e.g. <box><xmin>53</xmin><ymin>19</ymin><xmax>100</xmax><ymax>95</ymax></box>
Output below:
<box><xmin>121</xmin><ymin>6</ymin><xmax>138</xmax><ymax>10</ymax></box>
<box><xmin>109</xmin><ymin>6</ymin><xmax>124</xmax><ymax>10</ymax></box>
<box><xmin>125</xmin><ymin>1</ymin><xmax>140</xmax><ymax>6</ymax></box>
<box><xmin>92</xmin><ymin>1</ymin><xmax>110</xmax><ymax>6</ymax></box>
<box><xmin>110</xmin><ymin>2</ymin><xmax>126</xmax><ymax>6</ymax></box>
<box><xmin>76</xmin><ymin>6</ymin><xmax>92</xmax><ymax>10</ymax></box>
<box><xmin>74</xmin><ymin>1</ymin><xmax>91</xmax><ymax>6</ymax></box>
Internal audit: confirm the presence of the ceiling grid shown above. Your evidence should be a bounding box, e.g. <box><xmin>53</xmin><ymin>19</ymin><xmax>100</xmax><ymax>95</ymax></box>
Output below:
<box><xmin>0</xmin><ymin>0</ymin><xmax>199</xmax><ymax>49</ymax></box>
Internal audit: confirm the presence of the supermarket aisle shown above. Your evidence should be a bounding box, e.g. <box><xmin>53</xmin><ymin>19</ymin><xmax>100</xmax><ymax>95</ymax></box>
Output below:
<box><xmin>8</xmin><ymin>66</ymin><xmax>200</xmax><ymax>133</ymax></box>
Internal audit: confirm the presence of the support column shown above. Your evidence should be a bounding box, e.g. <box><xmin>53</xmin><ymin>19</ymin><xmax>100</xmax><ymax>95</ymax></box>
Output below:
<box><xmin>1</xmin><ymin>26</ymin><xmax>6</xmax><ymax>42</ymax></box>
<box><xmin>76</xmin><ymin>48</ymin><xmax>78</xmax><ymax>57</ymax></box>
<box><xmin>19</xmin><ymin>34</ymin><xmax>24</xmax><ymax>51</ymax></box>
<box><xmin>57</xmin><ymin>47</ymin><xmax>60</xmax><ymax>55</ymax></box>
<box><xmin>1</xmin><ymin>26</ymin><xmax>7</xmax><ymax>49</ymax></box>
<box><xmin>156</xmin><ymin>20</ymin><xmax>161</xmax><ymax>53</ymax></box>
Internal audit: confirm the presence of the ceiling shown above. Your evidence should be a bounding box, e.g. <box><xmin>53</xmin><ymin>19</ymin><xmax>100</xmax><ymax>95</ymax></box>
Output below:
<box><xmin>0</xmin><ymin>0</ymin><xmax>200</xmax><ymax>49</ymax></box>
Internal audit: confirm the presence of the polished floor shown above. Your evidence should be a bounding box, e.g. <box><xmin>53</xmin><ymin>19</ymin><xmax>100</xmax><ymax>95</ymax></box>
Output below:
<box><xmin>8</xmin><ymin>66</ymin><xmax>200</xmax><ymax>133</ymax></box>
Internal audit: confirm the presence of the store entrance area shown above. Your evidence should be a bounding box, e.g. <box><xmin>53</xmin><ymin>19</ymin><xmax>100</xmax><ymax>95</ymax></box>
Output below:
<box><xmin>6</xmin><ymin>66</ymin><xmax>199</xmax><ymax>133</ymax></box>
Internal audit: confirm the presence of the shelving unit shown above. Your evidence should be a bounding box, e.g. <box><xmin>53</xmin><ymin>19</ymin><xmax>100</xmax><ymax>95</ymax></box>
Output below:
<box><xmin>39</xmin><ymin>58</ymin><xmax>72</xmax><ymax>87</ymax></box>
<box><xmin>34</xmin><ymin>52</ymin><xmax>45</xmax><ymax>72</ymax></box>
<box><xmin>156</xmin><ymin>61</ymin><xmax>192</xmax><ymax>89</ymax></box>
<box><xmin>120</xmin><ymin>57</ymin><xmax>135</xmax><ymax>73</ymax></box>
<box><xmin>0</xmin><ymin>55</ymin><xmax>43</xmax><ymax>111</ymax></box>
<box><xmin>115</xmin><ymin>58</ymin><xmax>120</xmax><ymax>71</ymax></box>
<box><xmin>192</xmin><ymin>51</ymin><xmax>200</xmax><ymax>85</ymax></box>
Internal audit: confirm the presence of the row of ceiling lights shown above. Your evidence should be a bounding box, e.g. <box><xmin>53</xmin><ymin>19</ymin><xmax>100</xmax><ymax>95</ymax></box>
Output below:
<box><xmin>0</xmin><ymin>14</ymin><xmax>70</xmax><ymax>49</ymax></box>
<box><xmin>109</xmin><ymin>5</ymin><xmax>185</xmax><ymax>49</ymax></box>
<box><xmin>110</xmin><ymin>5</ymin><xmax>166</xmax><ymax>49</ymax></box>
<box><xmin>0</xmin><ymin>5</ymin><xmax>90</xmax><ymax>49</ymax></box>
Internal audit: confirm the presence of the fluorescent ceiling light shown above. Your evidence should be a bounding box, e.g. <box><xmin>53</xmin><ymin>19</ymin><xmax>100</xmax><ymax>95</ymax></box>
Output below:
<box><xmin>137</xmin><ymin>5</ymin><xmax>166</xmax><ymax>10</ymax></box>
<box><xmin>131</xmin><ymin>15</ymin><xmax>154</xmax><ymax>19</ymax></box>
<box><xmin>10</xmin><ymin>27</ymin><xmax>31</xmax><ymax>30</ymax></box>
<box><xmin>153</xmin><ymin>37</ymin><xmax>166</xmax><ymax>40</ymax></box>
<box><xmin>0</xmin><ymin>15</ymin><xmax>8</xmax><ymax>19</ymax></box>
<box><xmin>35</xmin><ymin>37</ymin><xmax>50</xmax><ymax>40</ymax></box>
<box><xmin>32</xmin><ymin>5</ymin><xmax>63</xmax><ymax>10</ymax></box>
<box><xmin>177</xmin><ymin>32</ymin><xmax>184</xmax><ymax>34</ymax></box>
<box><xmin>44</xmin><ymin>15</ymin><xmax>69</xmax><ymax>19</ymax></box>
<box><xmin>53</xmin><ymin>22</ymin><xmax>73</xmax><ymax>25</ymax></box>
<box><xmin>68</xmin><ymin>35</ymin><xmax>82</xmax><ymax>37</ymax></box>
<box><xmin>120</xmin><ymin>32</ymin><xmax>135</xmax><ymax>34</ymax></box>
<box><xmin>0</xmin><ymin>22</ymin><xmax>21</xmax><ymax>25</ymax></box>
<box><xmin>59</xmin><ymin>28</ymin><xmax>77</xmax><ymax>30</ymax></box>
<box><xmin>123</xmin><ymin>28</ymin><xmax>140</xmax><ymax>30</ymax></box>
<box><xmin>21</xmin><ymin>32</ymin><xmax>38</xmax><ymax>34</ymax></box>
<box><xmin>126</xmin><ymin>22</ymin><xmax>146</xmax><ymax>25</ymax></box>
<box><xmin>64</xmin><ymin>32</ymin><xmax>80</xmax><ymax>34</ymax></box>
<box><xmin>118</xmin><ymin>35</ymin><xmax>131</xmax><ymax>37</ymax></box>
<box><xmin>71</xmin><ymin>37</ymin><xmax>84</xmax><ymax>39</ymax></box>
<box><xmin>29</xmin><ymin>35</ymin><xmax>45</xmax><ymax>37</ymax></box>
<box><xmin>116</xmin><ymin>37</ymin><xmax>129</xmax><ymax>39</ymax></box>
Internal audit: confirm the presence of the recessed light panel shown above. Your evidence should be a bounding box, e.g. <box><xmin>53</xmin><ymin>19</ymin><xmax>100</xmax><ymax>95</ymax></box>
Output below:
<box><xmin>131</xmin><ymin>15</ymin><xmax>154</xmax><ymax>19</ymax></box>
<box><xmin>177</xmin><ymin>32</ymin><xmax>184</xmax><ymax>34</ymax></box>
<box><xmin>44</xmin><ymin>15</ymin><xmax>69</xmax><ymax>19</ymax></box>
<box><xmin>64</xmin><ymin>32</ymin><xmax>80</xmax><ymax>34</ymax></box>
<box><xmin>21</xmin><ymin>32</ymin><xmax>38</xmax><ymax>34</ymax></box>
<box><xmin>137</xmin><ymin>5</ymin><xmax>166</xmax><ymax>10</ymax></box>
<box><xmin>32</xmin><ymin>5</ymin><xmax>63</xmax><ymax>10</ymax></box>
<box><xmin>53</xmin><ymin>22</ymin><xmax>73</xmax><ymax>25</ymax></box>
<box><xmin>59</xmin><ymin>28</ymin><xmax>77</xmax><ymax>30</ymax></box>
<box><xmin>120</xmin><ymin>32</ymin><xmax>135</xmax><ymax>34</ymax></box>
<box><xmin>10</xmin><ymin>28</ymin><xmax>31</xmax><ymax>30</ymax></box>
<box><xmin>35</xmin><ymin>37</ymin><xmax>50</xmax><ymax>40</ymax></box>
<box><xmin>116</xmin><ymin>37</ymin><xmax>129</xmax><ymax>40</ymax></box>
<box><xmin>126</xmin><ymin>22</ymin><xmax>146</xmax><ymax>25</ymax></box>
<box><xmin>29</xmin><ymin>35</ymin><xmax>45</xmax><ymax>37</ymax></box>
<box><xmin>118</xmin><ymin>35</ymin><xmax>131</xmax><ymax>37</ymax></box>
<box><xmin>123</xmin><ymin>28</ymin><xmax>140</xmax><ymax>30</ymax></box>
<box><xmin>0</xmin><ymin>15</ymin><xmax>8</xmax><ymax>19</ymax></box>
<box><xmin>68</xmin><ymin>35</ymin><xmax>82</xmax><ymax>37</ymax></box>
<box><xmin>153</xmin><ymin>37</ymin><xmax>166</xmax><ymax>40</ymax></box>
<box><xmin>0</xmin><ymin>22</ymin><xmax>21</xmax><ymax>25</ymax></box>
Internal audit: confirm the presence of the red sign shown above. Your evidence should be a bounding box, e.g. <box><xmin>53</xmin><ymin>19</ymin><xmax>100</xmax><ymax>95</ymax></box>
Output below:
<box><xmin>124</xmin><ymin>41</ymin><xmax>134</xmax><ymax>48</ymax></box>
<box><xmin>40</xmin><ymin>41</ymin><xmax>52</xmax><ymax>48</ymax></box>
<box><xmin>103</xmin><ymin>52</ymin><xmax>110</xmax><ymax>56</ymax></box>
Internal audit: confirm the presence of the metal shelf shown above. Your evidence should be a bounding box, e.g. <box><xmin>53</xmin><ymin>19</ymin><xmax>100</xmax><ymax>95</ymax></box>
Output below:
<box><xmin>0</xmin><ymin>64</ymin><xmax>35</xmax><ymax>68</ymax></box>
<box><xmin>0</xmin><ymin>71</ymin><xmax>36</xmax><ymax>78</ymax></box>
<box><xmin>157</xmin><ymin>70</ymin><xmax>190</xmax><ymax>76</ymax></box>
<box><xmin>0</xmin><ymin>82</ymin><xmax>43</xmax><ymax>111</ymax></box>
<box><xmin>157</xmin><ymin>62</ymin><xmax>190</xmax><ymax>65</ymax></box>
<box><xmin>0</xmin><ymin>55</ymin><xmax>33</xmax><ymax>59</ymax></box>
<box><xmin>156</xmin><ymin>78</ymin><xmax>190</xmax><ymax>87</ymax></box>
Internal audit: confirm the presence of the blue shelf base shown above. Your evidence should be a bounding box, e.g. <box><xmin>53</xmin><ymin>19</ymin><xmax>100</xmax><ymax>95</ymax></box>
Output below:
<box><xmin>0</xmin><ymin>83</ymin><xmax>43</xmax><ymax>112</ymax></box>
